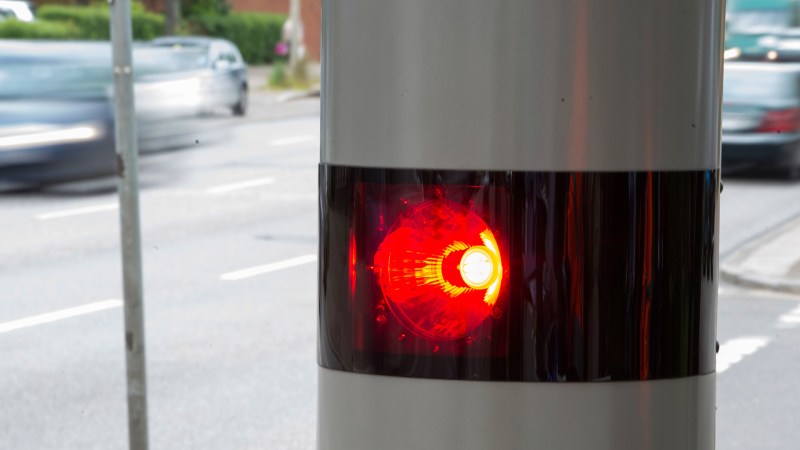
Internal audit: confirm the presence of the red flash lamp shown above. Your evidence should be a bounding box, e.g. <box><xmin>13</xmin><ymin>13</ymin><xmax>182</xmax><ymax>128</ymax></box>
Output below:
<box><xmin>372</xmin><ymin>200</ymin><xmax>503</xmax><ymax>341</ymax></box>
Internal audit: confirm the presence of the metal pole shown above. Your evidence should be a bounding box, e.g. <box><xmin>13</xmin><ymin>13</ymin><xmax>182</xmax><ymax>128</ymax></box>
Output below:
<box><xmin>164</xmin><ymin>0</ymin><xmax>181</xmax><ymax>36</ymax></box>
<box><xmin>289</xmin><ymin>0</ymin><xmax>301</xmax><ymax>69</ymax></box>
<box><xmin>109</xmin><ymin>1</ymin><xmax>149</xmax><ymax>449</ymax></box>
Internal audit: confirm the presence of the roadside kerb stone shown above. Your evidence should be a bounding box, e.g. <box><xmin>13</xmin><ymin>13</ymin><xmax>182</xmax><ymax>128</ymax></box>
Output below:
<box><xmin>721</xmin><ymin>214</ymin><xmax>800</xmax><ymax>294</ymax></box>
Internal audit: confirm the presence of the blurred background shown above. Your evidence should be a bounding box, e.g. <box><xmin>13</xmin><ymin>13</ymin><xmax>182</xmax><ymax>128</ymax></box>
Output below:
<box><xmin>0</xmin><ymin>0</ymin><xmax>799</xmax><ymax>449</ymax></box>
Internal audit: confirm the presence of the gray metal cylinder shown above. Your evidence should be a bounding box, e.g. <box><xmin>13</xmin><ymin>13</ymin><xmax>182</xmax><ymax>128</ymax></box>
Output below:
<box><xmin>318</xmin><ymin>368</ymin><xmax>716</xmax><ymax>450</ymax></box>
<box><xmin>321</xmin><ymin>0</ymin><xmax>725</xmax><ymax>171</ymax></box>
<box><xmin>318</xmin><ymin>1</ymin><xmax>724</xmax><ymax>449</ymax></box>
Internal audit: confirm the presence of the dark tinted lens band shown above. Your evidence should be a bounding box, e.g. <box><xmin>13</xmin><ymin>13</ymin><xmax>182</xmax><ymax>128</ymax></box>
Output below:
<box><xmin>319</xmin><ymin>164</ymin><xmax>718</xmax><ymax>382</ymax></box>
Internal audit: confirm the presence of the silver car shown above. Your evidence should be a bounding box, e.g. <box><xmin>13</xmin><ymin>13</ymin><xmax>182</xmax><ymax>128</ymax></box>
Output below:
<box><xmin>149</xmin><ymin>36</ymin><xmax>249</xmax><ymax>116</ymax></box>
<box><xmin>0</xmin><ymin>1</ymin><xmax>34</xmax><ymax>22</ymax></box>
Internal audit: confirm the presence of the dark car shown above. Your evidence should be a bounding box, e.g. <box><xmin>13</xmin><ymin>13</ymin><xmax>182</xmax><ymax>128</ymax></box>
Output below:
<box><xmin>722</xmin><ymin>62</ymin><xmax>800</xmax><ymax>178</ymax></box>
<box><xmin>149</xmin><ymin>36</ymin><xmax>249</xmax><ymax>116</ymax></box>
<box><xmin>0</xmin><ymin>49</ymin><xmax>116</xmax><ymax>185</ymax></box>
<box><xmin>0</xmin><ymin>41</ymin><xmax>215</xmax><ymax>185</ymax></box>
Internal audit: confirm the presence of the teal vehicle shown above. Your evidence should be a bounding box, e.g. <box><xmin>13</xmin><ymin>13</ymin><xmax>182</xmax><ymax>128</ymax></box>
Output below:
<box><xmin>726</xmin><ymin>0</ymin><xmax>800</xmax><ymax>57</ymax></box>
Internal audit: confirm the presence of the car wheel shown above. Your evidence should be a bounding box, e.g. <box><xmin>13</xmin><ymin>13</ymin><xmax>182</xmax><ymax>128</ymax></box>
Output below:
<box><xmin>232</xmin><ymin>85</ymin><xmax>248</xmax><ymax>116</ymax></box>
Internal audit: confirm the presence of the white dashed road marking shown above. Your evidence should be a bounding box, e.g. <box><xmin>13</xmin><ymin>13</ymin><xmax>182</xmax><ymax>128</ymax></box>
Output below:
<box><xmin>206</xmin><ymin>177</ymin><xmax>275</xmax><ymax>195</ymax></box>
<box><xmin>221</xmin><ymin>254</ymin><xmax>317</xmax><ymax>281</ymax></box>
<box><xmin>778</xmin><ymin>303</ymin><xmax>800</xmax><ymax>328</ymax></box>
<box><xmin>0</xmin><ymin>300</ymin><xmax>122</xmax><ymax>334</ymax></box>
<box><xmin>717</xmin><ymin>336</ymin><xmax>771</xmax><ymax>373</ymax></box>
<box><xmin>36</xmin><ymin>203</ymin><xmax>118</xmax><ymax>220</ymax></box>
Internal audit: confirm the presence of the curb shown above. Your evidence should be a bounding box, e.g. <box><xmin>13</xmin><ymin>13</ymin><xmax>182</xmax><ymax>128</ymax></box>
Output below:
<box><xmin>720</xmin><ymin>213</ymin><xmax>800</xmax><ymax>294</ymax></box>
<box><xmin>276</xmin><ymin>88</ymin><xmax>321</xmax><ymax>103</ymax></box>
<box><xmin>720</xmin><ymin>265</ymin><xmax>800</xmax><ymax>294</ymax></box>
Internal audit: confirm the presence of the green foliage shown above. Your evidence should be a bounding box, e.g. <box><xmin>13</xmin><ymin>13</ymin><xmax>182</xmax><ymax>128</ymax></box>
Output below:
<box><xmin>130</xmin><ymin>0</ymin><xmax>148</xmax><ymax>14</ymax></box>
<box><xmin>0</xmin><ymin>19</ymin><xmax>81</xmax><ymax>39</ymax></box>
<box><xmin>269</xmin><ymin>61</ymin><xmax>289</xmax><ymax>88</ymax></box>
<box><xmin>0</xmin><ymin>5</ymin><xmax>285</xmax><ymax>65</ymax></box>
<box><xmin>36</xmin><ymin>6</ymin><xmax>109</xmax><ymax>39</ymax></box>
<box><xmin>41</xmin><ymin>0</ymin><xmax>148</xmax><ymax>11</ymax></box>
<box><xmin>188</xmin><ymin>13</ymin><xmax>285</xmax><ymax>64</ymax></box>
<box><xmin>131</xmin><ymin>10</ymin><xmax>165</xmax><ymax>40</ymax></box>
<box><xmin>182</xmin><ymin>0</ymin><xmax>230</xmax><ymax>18</ymax></box>
<box><xmin>34</xmin><ymin>5</ymin><xmax>164</xmax><ymax>40</ymax></box>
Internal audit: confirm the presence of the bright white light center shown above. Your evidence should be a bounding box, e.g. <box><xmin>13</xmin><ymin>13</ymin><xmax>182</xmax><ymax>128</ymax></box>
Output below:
<box><xmin>459</xmin><ymin>246</ymin><xmax>496</xmax><ymax>290</ymax></box>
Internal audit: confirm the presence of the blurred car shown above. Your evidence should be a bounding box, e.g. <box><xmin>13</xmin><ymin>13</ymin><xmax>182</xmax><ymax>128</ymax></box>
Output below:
<box><xmin>731</xmin><ymin>30</ymin><xmax>800</xmax><ymax>61</ymax></box>
<box><xmin>0</xmin><ymin>1</ymin><xmax>34</xmax><ymax>22</ymax></box>
<box><xmin>149</xmin><ymin>36</ymin><xmax>249</xmax><ymax>116</ymax></box>
<box><xmin>722</xmin><ymin>61</ymin><xmax>800</xmax><ymax>178</ymax></box>
<box><xmin>726</xmin><ymin>0</ymin><xmax>800</xmax><ymax>57</ymax></box>
<box><xmin>0</xmin><ymin>48</ymin><xmax>116</xmax><ymax>185</ymax></box>
<box><xmin>0</xmin><ymin>40</ymin><xmax>216</xmax><ymax>185</ymax></box>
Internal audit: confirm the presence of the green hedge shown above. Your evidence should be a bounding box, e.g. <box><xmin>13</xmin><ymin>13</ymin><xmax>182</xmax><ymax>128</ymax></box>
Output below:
<box><xmin>36</xmin><ymin>5</ymin><xmax>164</xmax><ymax>40</ymax></box>
<box><xmin>0</xmin><ymin>7</ymin><xmax>284</xmax><ymax>65</ymax></box>
<box><xmin>188</xmin><ymin>13</ymin><xmax>285</xmax><ymax>64</ymax></box>
<box><xmin>0</xmin><ymin>19</ymin><xmax>81</xmax><ymax>39</ymax></box>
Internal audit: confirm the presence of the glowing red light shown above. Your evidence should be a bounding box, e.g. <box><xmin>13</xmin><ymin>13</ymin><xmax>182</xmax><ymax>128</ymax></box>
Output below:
<box><xmin>373</xmin><ymin>200</ymin><xmax>503</xmax><ymax>341</ymax></box>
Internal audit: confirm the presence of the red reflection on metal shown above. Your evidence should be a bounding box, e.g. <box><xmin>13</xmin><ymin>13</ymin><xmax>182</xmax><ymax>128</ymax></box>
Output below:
<box><xmin>349</xmin><ymin>227</ymin><xmax>357</xmax><ymax>297</ymax></box>
<box><xmin>567</xmin><ymin>174</ymin><xmax>585</xmax><ymax>349</ymax></box>
<box><xmin>373</xmin><ymin>200</ymin><xmax>503</xmax><ymax>341</ymax></box>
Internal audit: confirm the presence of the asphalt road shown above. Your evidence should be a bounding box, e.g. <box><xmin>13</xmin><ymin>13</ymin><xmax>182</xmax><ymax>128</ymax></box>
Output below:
<box><xmin>717</xmin><ymin>173</ymin><xmax>800</xmax><ymax>450</ymax></box>
<box><xmin>0</xmin><ymin>115</ymin><xmax>319</xmax><ymax>449</ymax></box>
<box><xmin>721</xmin><ymin>175</ymin><xmax>800</xmax><ymax>257</ymax></box>
<box><xmin>1</xmin><ymin>112</ymin><xmax>799</xmax><ymax>449</ymax></box>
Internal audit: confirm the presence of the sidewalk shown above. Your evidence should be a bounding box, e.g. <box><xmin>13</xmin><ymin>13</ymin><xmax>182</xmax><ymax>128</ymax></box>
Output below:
<box><xmin>721</xmin><ymin>215</ymin><xmax>800</xmax><ymax>293</ymax></box>
<box><xmin>243</xmin><ymin>65</ymin><xmax>321</xmax><ymax>122</ymax></box>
